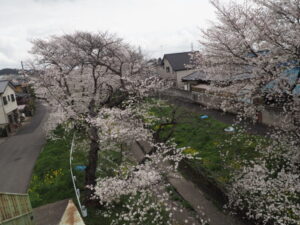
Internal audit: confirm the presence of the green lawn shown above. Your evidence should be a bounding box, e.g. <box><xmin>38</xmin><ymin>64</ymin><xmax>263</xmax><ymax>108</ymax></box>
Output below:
<box><xmin>28</xmin><ymin>126</ymin><xmax>75</xmax><ymax>208</ymax></box>
<box><xmin>28</xmin><ymin>125</ymin><xmax>170</xmax><ymax>225</ymax></box>
<box><xmin>149</xmin><ymin>100</ymin><xmax>265</xmax><ymax>184</ymax></box>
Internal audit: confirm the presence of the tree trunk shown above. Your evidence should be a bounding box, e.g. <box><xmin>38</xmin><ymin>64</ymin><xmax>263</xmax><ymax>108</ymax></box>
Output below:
<box><xmin>84</xmin><ymin>99</ymin><xmax>100</xmax><ymax>206</ymax></box>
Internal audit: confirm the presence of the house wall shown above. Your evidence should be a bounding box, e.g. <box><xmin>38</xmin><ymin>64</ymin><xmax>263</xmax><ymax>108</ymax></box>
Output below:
<box><xmin>3</xmin><ymin>86</ymin><xmax>17</xmax><ymax>115</ymax></box>
<box><xmin>0</xmin><ymin>94</ymin><xmax>7</xmax><ymax>125</ymax></box>
<box><xmin>160</xmin><ymin>59</ymin><xmax>197</xmax><ymax>89</ymax></box>
<box><xmin>157</xmin><ymin>59</ymin><xmax>176</xmax><ymax>86</ymax></box>
<box><xmin>176</xmin><ymin>70</ymin><xmax>197</xmax><ymax>89</ymax></box>
<box><xmin>163</xmin><ymin>59</ymin><xmax>174</xmax><ymax>74</ymax></box>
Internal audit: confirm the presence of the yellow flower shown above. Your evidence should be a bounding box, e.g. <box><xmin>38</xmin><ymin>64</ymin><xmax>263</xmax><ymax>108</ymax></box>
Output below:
<box><xmin>183</xmin><ymin>147</ymin><xmax>198</xmax><ymax>155</ymax></box>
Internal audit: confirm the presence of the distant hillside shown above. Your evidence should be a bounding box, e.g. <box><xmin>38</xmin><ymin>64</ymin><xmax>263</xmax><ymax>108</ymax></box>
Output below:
<box><xmin>0</xmin><ymin>68</ymin><xmax>20</xmax><ymax>76</ymax></box>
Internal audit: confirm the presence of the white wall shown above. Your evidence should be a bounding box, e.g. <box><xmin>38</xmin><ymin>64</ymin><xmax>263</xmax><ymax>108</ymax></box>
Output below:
<box><xmin>161</xmin><ymin>58</ymin><xmax>196</xmax><ymax>89</ymax></box>
<box><xmin>176</xmin><ymin>69</ymin><xmax>196</xmax><ymax>89</ymax></box>
<box><xmin>0</xmin><ymin>94</ymin><xmax>7</xmax><ymax>125</ymax></box>
<box><xmin>0</xmin><ymin>85</ymin><xmax>17</xmax><ymax>125</ymax></box>
<box><xmin>163</xmin><ymin>59</ymin><xmax>174</xmax><ymax>74</ymax></box>
<box><xmin>158</xmin><ymin>59</ymin><xmax>176</xmax><ymax>80</ymax></box>
<box><xmin>3</xmin><ymin>86</ymin><xmax>17</xmax><ymax>114</ymax></box>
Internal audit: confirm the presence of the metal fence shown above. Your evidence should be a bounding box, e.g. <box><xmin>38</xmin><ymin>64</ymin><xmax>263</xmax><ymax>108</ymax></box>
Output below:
<box><xmin>0</xmin><ymin>192</ymin><xmax>34</xmax><ymax>225</ymax></box>
<box><xmin>69</xmin><ymin>134</ymin><xmax>87</xmax><ymax>217</ymax></box>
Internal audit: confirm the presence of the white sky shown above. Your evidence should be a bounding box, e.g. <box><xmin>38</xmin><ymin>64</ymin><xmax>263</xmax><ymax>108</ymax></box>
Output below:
<box><xmin>0</xmin><ymin>0</ymin><xmax>235</xmax><ymax>69</ymax></box>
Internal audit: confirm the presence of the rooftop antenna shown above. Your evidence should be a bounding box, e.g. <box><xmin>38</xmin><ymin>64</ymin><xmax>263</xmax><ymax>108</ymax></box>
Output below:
<box><xmin>191</xmin><ymin>42</ymin><xmax>194</xmax><ymax>51</ymax></box>
<box><xmin>160</xmin><ymin>45</ymin><xmax>164</xmax><ymax>55</ymax></box>
<box><xmin>20</xmin><ymin>61</ymin><xmax>26</xmax><ymax>79</ymax></box>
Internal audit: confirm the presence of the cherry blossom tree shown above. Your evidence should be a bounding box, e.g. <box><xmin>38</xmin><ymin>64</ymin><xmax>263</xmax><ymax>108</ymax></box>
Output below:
<box><xmin>29</xmin><ymin>31</ymin><xmax>165</xmax><ymax>204</ymax></box>
<box><xmin>86</xmin><ymin>104</ymin><xmax>201</xmax><ymax>224</ymax></box>
<box><xmin>193</xmin><ymin>0</ymin><xmax>300</xmax><ymax>224</ymax></box>
<box><xmin>194</xmin><ymin>0</ymin><xmax>300</xmax><ymax>121</ymax></box>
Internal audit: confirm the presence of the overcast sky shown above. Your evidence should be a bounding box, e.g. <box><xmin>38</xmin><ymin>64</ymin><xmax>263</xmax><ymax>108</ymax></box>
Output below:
<box><xmin>0</xmin><ymin>0</ymin><xmax>235</xmax><ymax>69</ymax></box>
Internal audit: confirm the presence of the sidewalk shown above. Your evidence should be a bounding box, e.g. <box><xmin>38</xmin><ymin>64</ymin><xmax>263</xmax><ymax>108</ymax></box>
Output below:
<box><xmin>168</xmin><ymin>174</ymin><xmax>244</xmax><ymax>225</ymax></box>
<box><xmin>131</xmin><ymin>141</ymin><xmax>246</xmax><ymax>225</ymax></box>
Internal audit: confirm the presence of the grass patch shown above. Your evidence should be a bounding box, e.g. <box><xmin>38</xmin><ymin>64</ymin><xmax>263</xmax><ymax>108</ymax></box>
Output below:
<box><xmin>29</xmin><ymin>125</ymin><xmax>170</xmax><ymax>225</ymax></box>
<box><xmin>28</xmin><ymin>125</ymin><xmax>74</xmax><ymax>208</ymax></box>
<box><xmin>149</xmin><ymin>100</ymin><xmax>265</xmax><ymax>185</ymax></box>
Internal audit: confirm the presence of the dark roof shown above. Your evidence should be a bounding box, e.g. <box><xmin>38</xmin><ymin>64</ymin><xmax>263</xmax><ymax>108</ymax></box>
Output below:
<box><xmin>182</xmin><ymin>71</ymin><xmax>207</xmax><ymax>81</ymax></box>
<box><xmin>0</xmin><ymin>80</ymin><xmax>9</xmax><ymax>94</ymax></box>
<box><xmin>33</xmin><ymin>199</ymin><xmax>69</xmax><ymax>225</ymax></box>
<box><xmin>163</xmin><ymin>52</ymin><xmax>194</xmax><ymax>71</ymax></box>
<box><xmin>0</xmin><ymin>80</ymin><xmax>16</xmax><ymax>94</ymax></box>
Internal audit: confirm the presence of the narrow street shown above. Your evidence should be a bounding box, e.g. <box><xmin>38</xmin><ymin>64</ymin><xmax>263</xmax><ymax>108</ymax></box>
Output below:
<box><xmin>0</xmin><ymin>102</ymin><xmax>48</xmax><ymax>193</ymax></box>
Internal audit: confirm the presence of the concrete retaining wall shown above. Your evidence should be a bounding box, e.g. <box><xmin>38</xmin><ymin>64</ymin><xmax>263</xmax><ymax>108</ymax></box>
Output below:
<box><xmin>162</xmin><ymin>88</ymin><xmax>295</xmax><ymax>129</ymax></box>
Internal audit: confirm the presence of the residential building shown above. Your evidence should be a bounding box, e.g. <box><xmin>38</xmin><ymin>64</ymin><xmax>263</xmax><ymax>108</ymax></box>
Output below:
<box><xmin>0</xmin><ymin>80</ymin><xmax>19</xmax><ymax>135</ymax></box>
<box><xmin>160</xmin><ymin>52</ymin><xmax>197</xmax><ymax>89</ymax></box>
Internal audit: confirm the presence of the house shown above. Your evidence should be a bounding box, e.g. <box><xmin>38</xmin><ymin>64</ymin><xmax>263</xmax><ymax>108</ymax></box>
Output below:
<box><xmin>12</xmin><ymin>79</ymin><xmax>29</xmax><ymax>93</ymax></box>
<box><xmin>0</xmin><ymin>80</ymin><xmax>19</xmax><ymax>136</ymax></box>
<box><xmin>33</xmin><ymin>199</ymin><xmax>86</xmax><ymax>225</ymax></box>
<box><xmin>181</xmin><ymin>71</ymin><xmax>211</xmax><ymax>91</ymax></box>
<box><xmin>160</xmin><ymin>51</ymin><xmax>197</xmax><ymax>89</ymax></box>
<box><xmin>0</xmin><ymin>193</ymin><xmax>85</xmax><ymax>225</ymax></box>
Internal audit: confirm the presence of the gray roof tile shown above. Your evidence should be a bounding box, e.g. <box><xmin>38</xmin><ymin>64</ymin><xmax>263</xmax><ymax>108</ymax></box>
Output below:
<box><xmin>182</xmin><ymin>71</ymin><xmax>207</xmax><ymax>81</ymax></box>
<box><xmin>0</xmin><ymin>80</ymin><xmax>9</xmax><ymax>94</ymax></box>
<box><xmin>163</xmin><ymin>52</ymin><xmax>194</xmax><ymax>71</ymax></box>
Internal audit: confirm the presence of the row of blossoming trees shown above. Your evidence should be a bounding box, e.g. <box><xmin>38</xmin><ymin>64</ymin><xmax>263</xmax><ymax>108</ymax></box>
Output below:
<box><xmin>28</xmin><ymin>32</ymin><xmax>198</xmax><ymax>224</ymax></box>
<box><xmin>193</xmin><ymin>0</ymin><xmax>300</xmax><ymax>224</ymax></box>
<box><xmin>28</xmin><ymin>0</ymin><xmax>300</xmax><ymax>223</ymax></box>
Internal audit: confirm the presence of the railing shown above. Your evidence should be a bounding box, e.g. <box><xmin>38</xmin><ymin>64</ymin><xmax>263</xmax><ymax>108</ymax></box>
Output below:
<box><xmin>0</xmin><ymin>192</ymin><xmax>34</xmax><ymax>225</ymax></box>
<box><xmin>69</xmin><ymin>133</ymin><xmax>87</xmax><ymax>218</ymax></box>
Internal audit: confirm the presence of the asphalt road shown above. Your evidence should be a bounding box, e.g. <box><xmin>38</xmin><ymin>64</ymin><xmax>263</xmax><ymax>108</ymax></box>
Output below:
<box><xmin>0</xmin><ymin>102</ymin><xmax>48</xmax><ymax>193</ymax></box>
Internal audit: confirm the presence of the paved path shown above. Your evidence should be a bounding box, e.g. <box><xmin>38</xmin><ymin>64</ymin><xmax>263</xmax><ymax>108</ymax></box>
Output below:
<box><xmin>131</xmin><ymin>141</ymin><xmax>246</xmax><ymax>225</ymax></box>
<box><xmin>168</xmin><ymin>175</ymin><xmax>244</xmax><ymax>225</ymax></box>
<box><xmin>0</xmin><ymin>102</ymin><xmax>48</xmax><ymax>193</ymax></box>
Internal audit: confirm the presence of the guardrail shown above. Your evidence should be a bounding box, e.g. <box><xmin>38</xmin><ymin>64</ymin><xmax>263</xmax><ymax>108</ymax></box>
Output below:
<box><xmin>0</xmin><ymin>192</ymin><xmax>34</xmax><ymax>225</ymax></box>
<box><xmin>69</xmin><ymin>133</ymin><xmax>87</xmax><ymax>218</ymax></box>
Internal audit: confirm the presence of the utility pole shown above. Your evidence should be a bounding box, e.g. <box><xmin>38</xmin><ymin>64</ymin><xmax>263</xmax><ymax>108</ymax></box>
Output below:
<box><xmin>20</xmin><ymin>61</ymin><xmax>26</xmax><ymax>79</ymax></box>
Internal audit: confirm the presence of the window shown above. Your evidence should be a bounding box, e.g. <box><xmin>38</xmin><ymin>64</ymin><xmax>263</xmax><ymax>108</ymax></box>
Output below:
<box><xmin>3</xmin><ymin>96</ymin><xmax>7</xmax><ymax>105</ymax></box>
<box><xmin>7</xmin><ymin>95</ymin><xmax>10</xmax><ymax>101</ymax></box>
<box><xmin>166</xmin><ymin>66</ymin><xmax>170</xmax><ymax>73</ymax></box>
<box><xmin>11</xmin><ymin>94</ymin><xmax>15</xmax><ymax>102</ymax></box>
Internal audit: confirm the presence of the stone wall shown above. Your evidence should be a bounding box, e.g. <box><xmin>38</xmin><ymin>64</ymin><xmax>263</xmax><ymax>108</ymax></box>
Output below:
<box><xmin>161</xmin><ymin>88</ymin><xmax>295</xmax><ymax>129</ymax></box>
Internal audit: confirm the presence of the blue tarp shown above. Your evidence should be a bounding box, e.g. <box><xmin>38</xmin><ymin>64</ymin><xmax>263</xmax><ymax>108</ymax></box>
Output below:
<box><xmin>292</xmin><ymin>84</ymin><xmax>300</xmax><ymax>96</ymax></box>
<box><xmin>200</xmin><ymin>115</ymin><xmax>209</xmax><ymax>119</ymax></box>
<box><xmin>262</xmin><ymin>79</ymin><xmax>278</xmax><ymax>92</ymax></box>
<box><xmin>75</xmin><ymin>165</ymin><xmax>87</xmax><ymax>171</ymax></box>
<box><xmin>281</xmin><ymin>67</ymin><xmax>299</xmax><ymax>86</ymax></box>
<box><xmin>262</xmin><ymin>67</ymin><xmax>300</xmax><ymax>95</ymax></box>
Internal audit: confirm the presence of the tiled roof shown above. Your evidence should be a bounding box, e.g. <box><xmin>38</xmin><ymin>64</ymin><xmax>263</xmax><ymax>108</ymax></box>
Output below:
<box><xmin>33</xmin><ymin>199</ymin><xmax>69</xmax><ymax>225</ymax></box>
<box><xmin>163</xmin><ymin>52</ymin><xmax>194</xmax><ymax>71</ymax></box>
<box><xmin>182</xmin><ymin>71</ymin><xmax>207</xmax><ymax>81</ymax></box>
<box><xmin>0</xmin><ymin>80</ymin><xmax>9</xmax><ymax>94</ymax></box>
